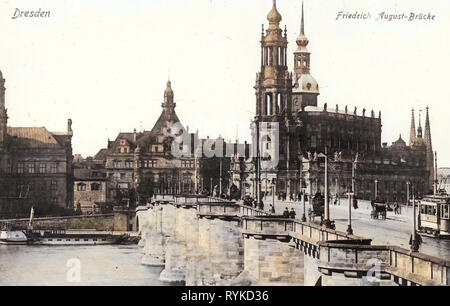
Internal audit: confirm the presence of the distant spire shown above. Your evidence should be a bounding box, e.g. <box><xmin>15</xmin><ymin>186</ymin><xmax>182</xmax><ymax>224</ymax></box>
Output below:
<box><xmin>417</xmin><ymin>110</ymin><xmax>423</xmax><ymax>138</ymax></box>
<box><xmin>424</xmin><ymin>106</ymin><xmax>432</xmax><ymax>149</ymax></box>
<box><xmin>301</xmin><ymin>1</ymin><xmax>305</xmax><ymax>35</ymax></box>
<box><xmin>409</xmin><ymin>108</ymin><xmax>416</xmax><ymax>145</ymax></box>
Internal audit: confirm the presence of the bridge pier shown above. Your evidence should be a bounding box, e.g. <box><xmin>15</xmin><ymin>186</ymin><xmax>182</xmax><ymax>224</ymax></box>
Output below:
<box><xmin>241</xmin><ymin>236</ymin><xmax>304</xmax><ymax>286</ymax></box>
<box><xmin>141</xmin><ymin>206</ymin><xmax>166</xmax><ymax>266</ymax></box>
<box><xmin>187</xmin><ymin>216</ymin><xmax>244</xmax><ymax>285</ymax></box>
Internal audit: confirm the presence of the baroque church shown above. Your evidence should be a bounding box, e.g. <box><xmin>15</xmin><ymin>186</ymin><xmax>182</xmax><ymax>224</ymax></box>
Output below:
<box><xmin>0</xmin><ymin>70</ymin><xmax>74</xmax><ymax>218</ymax></box>
<box><xmin>230</xmin><ymin>1</ymin><xmax>435</xmax><ymax>202</ymax></box>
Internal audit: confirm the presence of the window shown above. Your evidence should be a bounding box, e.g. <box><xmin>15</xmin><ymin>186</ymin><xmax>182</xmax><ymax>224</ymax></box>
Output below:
<box><xmin>39</xmin><ymin>163</ymin><xmax>46</xmax><ymax>174</ymax></box>
<box><xmin>51</xmin><ymin>180</ymin><xmax>57</xmax><ymax>190</ymax></box>
<box><xmin>51</xmin><ymin>163</ymin><xmax>57</xmax><ymax>174</ymax></box>
<box><xmin>91</xmin><ymin>183</ymin><xmax>101</xmax><ymax>191</ymax></box>
<box><xmin>441</xmin><ymin>205</ymin><xmax>449</xmax><ymax>219</ymax></box>
<box><xmin>27</xmin><ymin>163</ymin><xmax>35</xmax><ymax>174</ymax></box>
<box><xmin>120</xmin><ymin>173</ymin><xmax>126</xmax><ymax>179</ymax></box>
<box><xmin>17</xmin><ymin>162</ymin><xmax>24</xmax><ymax>174</ymax></box>
<box><xmin>77</xmin><ymin>183</ymin><xmax>86</xmax><ymax>191</ymax></box>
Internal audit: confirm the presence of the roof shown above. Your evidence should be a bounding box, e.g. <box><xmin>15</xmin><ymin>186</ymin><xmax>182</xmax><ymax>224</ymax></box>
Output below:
<box><xmin>74</xmin><ymin>168</ymin><xmax>106</xmax><ymax>181</ymax></box>
<box><xmin>94</xmin><ymin>148</ymin><xmax>108</xmax><ymax>161</ymax></box>
<box><xmin>7</xmin><ymin>127</ymin><xmax>65</xmax><ymax>149</ymax></box>
<box><xmin>303</xmin><ymin>105</ymin><xmax>379</xmax><ymax>119</ymax></box>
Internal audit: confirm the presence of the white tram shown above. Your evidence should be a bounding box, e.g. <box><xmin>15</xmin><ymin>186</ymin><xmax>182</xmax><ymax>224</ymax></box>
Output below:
<box><xmin>418</xmin><ymin>194</ymin><xmax>450</xmax><ymax>238</ymax></box>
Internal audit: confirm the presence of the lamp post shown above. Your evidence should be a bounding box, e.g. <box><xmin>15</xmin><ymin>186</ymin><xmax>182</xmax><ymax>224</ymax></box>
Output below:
<box><xmin>406</xmin><ymin>181</ymin><xmax>410</xmax><ymax>206</ymax></box>
<box><xmin>347</xmin><ymin>154</ymin><xmax>358</xmax><ymax>234</ymax></box>
<box><xmin>272</xmin><ymin>178</ymin><xmax>275</xmax><ymax>209</ymax></box>
<box><xmin>320</xmin><ymin>148</ymin><xmax>332</xmax><ymax>228</ymax></box>
<box><xmin>375</xmin><ymin>179</ymin><xmax>379</xmax><ymax>200</ymax></box>
<box><xmin>210</xmin><ymin>177</ymin><xmax>213</xmax><ymax>196</ymax></box>
<box><xmin>411</xmin><ymin>186</ymin><xmax>419</xmax><ymax>252</ymax></box>
<box><xmin>219</xmin><ymin>157</ymin><xmax>223</xmax><ymax>198</ymax></box>
<box><xmin>302</xmin><ymin>187</ymin><xmax>307</xmax><ymax>222</ymax></box>
<box><xmin>347</xmin><ymin>191</ymin><xmax>353</xmax><ymax>235</ymax></box>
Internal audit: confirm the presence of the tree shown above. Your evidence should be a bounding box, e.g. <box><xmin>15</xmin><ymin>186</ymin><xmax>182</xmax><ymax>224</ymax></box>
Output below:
<box><xmin>136</xmin><ymin>176</ymin><xmax>155</xmax><ymax>205</ymax></box>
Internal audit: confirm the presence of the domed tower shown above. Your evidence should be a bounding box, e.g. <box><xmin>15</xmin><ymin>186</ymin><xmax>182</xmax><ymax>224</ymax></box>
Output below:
<box><xmin>292</xmin><ymin>2</ymin><xmax>319</xmax><ymax>112</ymax></box>
<box><xmin>0</xmin><ymin>70</ymin><xmax>7</xmax><ymax>148</ymax></box>
<box><xmin>255</xmin><ymin>0</ymin><xmax>292</xmax><ymax>120</ymax></box>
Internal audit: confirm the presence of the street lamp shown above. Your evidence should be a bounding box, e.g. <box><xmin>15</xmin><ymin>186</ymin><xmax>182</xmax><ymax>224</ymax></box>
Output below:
<box><xmin>406</xmin><ymin>181</ymin><xmax>410</xmax><ymax>206</ymax></box>
<box><xmin>374</xmin><ymin>179</ymin><xmax>379</xmax><ymax>200</ymax></box>
<box><xmin>319</xmin><ymin>149</ymin><xmax>332</xmax><ymax>229</ymax></box>
<box><xmin>346</xmin><ymin>191</ymin><xmax>354</xmax><ymax>235</ymax></box>
<box><xmin>302</xmin><ymin>186</ymin><xmax>307</xmax><ymax>222</ymax></box>
<box><xmin>410</xmin><ymin>185</ymin><xmax>420</xmax><ymax>252</ymax></box>
<box><xmin>347</xmin><ymin>154</ymin><xmax>358</xmax><ymax>235</ymax></box>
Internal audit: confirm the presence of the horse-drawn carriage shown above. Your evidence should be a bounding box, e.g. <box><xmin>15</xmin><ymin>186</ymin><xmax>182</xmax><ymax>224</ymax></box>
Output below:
<box><xmin>371</xmin><ymin>200</ymin><xmax>387</xmax><ymax>220</ymax></box>
<box><xmin>308</xmin><ymin>193</ymin><xmax>325</xmax><ymax>222</ymax></box>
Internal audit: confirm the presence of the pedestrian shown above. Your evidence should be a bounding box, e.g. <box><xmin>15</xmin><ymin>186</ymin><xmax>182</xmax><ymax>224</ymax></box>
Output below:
<box><xmin>283</xmin><ymin>207</ymin><xmax>290</xmax><ymax>218</ymax></box>
<box><xmin>269</xmin><ymin>204</ymin><xmax>275</xmax><ymax>214</ymax></box>
<box><xmin>289</xmin><ymin>208</ymin><xmax>296</xmax><ymax>219</ymax></box>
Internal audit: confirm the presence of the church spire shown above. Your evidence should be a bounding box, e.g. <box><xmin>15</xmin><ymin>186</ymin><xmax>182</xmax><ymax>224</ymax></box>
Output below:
<box><xmin>300</xmin><ymin>1</ymin><xmax>305</xmax><ymax>35</ymax></box>
<box><xmin>409</xmin><ymin>108</ymin><xmax>416</xmax><ymax>145</ymax></box>
<box><xmin>292</xmin><ymin>1</ymin><xmax>319</xmax><ymax>110</ymax></box>
<box><xmin>424</xmin><ymin>106</ymin><xmax>432</xmax><ymax>149</ymax></box>
<box><xmin>424</xmin><ymin>106</ymin><xmax>435</xmax><ymax>194</ymax></box>
<box><xmin>295</xmin><ymin>1</ymin><xmax>310</xmax><ymax>74</ymax></box>
<box><xmin>417</xmin><ymin>110</ymin><xmax>423</xmax><ymax>138</ymax></box>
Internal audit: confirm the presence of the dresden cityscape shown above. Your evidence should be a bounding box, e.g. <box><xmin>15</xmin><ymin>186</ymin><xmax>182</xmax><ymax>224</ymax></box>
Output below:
<box><xmin>0</xmin><ymin>0</ymin><xmax>449</xmax><ymax>292</ymax></box>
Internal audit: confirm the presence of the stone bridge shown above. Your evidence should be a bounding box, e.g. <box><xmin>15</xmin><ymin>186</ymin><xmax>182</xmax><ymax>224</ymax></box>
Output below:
<box><xmin>136</xmin><ymin>195</ymin><xmax>449</xmax><ymax>286</ymax></box>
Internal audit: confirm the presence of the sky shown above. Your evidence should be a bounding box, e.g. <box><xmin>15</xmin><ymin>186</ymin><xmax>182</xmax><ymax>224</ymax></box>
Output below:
<box><xmin>0</xmin><ymin>0</ymin><xmax>449</xmax><ymax>165</ymax></box>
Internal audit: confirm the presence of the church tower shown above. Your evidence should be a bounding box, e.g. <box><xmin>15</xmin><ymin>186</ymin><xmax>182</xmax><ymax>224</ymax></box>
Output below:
<box><xmin>255</xmin><ymin>0</ymin><xmax>292</xmax><ymax>120</ymax></box>
<box><xmin>424</xmin><ymin>107</ymin><xmax>434</xmax><ymax>193</ymax></box>
<box><xmin>292</xmin><ymin>2</ymin><xmax>319</xmax><ymax>112</ymax></box>
<box><xmin>0</xmin><ymin>70</ymin><xmax>7</xmax><ymax>148</ymax></box>
<box><xmin>409</xmin><ymin>109</ymin><xmax>416</xmax><ymax>146</ymax></box>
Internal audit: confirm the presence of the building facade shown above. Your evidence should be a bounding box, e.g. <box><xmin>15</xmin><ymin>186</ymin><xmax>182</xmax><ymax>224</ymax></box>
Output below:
<box><xmin>73</xmin><ymin>155</ymin><xmax>113</xmax><ymax>214</ymax></box>
<box><xmin>0</xmin><ymin>70</ymin><xmax>74</xmax><ymax>218</ymax></box>
<box><xmin>102</xmin><ymin>81</ymin><xmax>199</xmax><ymax>203</ymax></box>
<box><xmin>230</xmin><ymin>1</ymin><xmax>434</xmax><ymax>202</ymax></box>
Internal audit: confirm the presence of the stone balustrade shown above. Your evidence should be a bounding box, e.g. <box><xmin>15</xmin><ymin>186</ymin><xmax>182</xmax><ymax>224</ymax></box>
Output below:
<box><xmin>137</xmin><ymin>195</ymin><xmax>447</xmax><ymax>286</ymax></box>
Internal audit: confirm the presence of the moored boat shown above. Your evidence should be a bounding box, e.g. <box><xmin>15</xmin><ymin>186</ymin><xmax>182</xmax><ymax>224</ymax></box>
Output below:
<box><xmin>0</xmin><ymin>230</ymin><xmax>29</xmax><ymax>245</ymax></box>
<box><xmin>29</xmin><ymin>229</ymin><xmax>128</xmax><ymax>246</ymax></box>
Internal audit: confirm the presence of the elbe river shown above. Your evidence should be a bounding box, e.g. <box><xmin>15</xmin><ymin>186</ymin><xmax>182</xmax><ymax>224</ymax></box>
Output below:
<box><xmin>0</xmin><ymin>245</ymin><xmax>169</xmax><ymax>286</ymax></box>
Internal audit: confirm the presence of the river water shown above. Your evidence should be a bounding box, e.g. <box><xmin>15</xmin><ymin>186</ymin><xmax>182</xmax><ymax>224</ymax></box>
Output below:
<box><xmin>0</xmin><ymin>244</ymin><xmax>167</xmax><ymax>286</ymax></box>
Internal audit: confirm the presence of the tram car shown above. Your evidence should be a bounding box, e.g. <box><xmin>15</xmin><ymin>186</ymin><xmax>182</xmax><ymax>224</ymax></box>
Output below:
<box><xmin>417</xmin><ymin>194</ymin><xmax>450</xmax><ymax>239</ymax></box>
<box><xmin>308</xmin><ymin>193</ymin><xmax>325</xmax><ymax>222</ymax></box>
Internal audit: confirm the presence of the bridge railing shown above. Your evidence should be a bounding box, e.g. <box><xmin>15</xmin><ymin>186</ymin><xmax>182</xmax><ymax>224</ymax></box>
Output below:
<box><xmin>197</xmin><ymin>202</ymin><xmax>240</xmax><ymax>218</ymax></box>
<box><xmin>317</xmin><ymin>241</ymin><xmax>449</xmax><ymax>286</ymax></box>
<box><xmin>241</xmin><ymin>216</ymin><xmax>293</xmax><ymax>238</ymax></box>
<box><xmin>387</xmin><ymin>245</ymin><xmax>449</xmax><ymax>286</ymax></box>
<box><xmin>237</xmin><ymin>204</ymin><xmax>272</xmax><ymax>217</ymax></box>
<box><xmin>291</xmin><ymin>220</ymin><xmax>368</xmax><ymax>244</ymax></box>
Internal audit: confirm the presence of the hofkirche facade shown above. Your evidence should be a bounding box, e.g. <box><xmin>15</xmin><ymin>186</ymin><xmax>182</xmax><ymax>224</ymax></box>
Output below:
<box><xmin>229</xmin><ymin>1</ymin><xmax>435</xmax><ymax>202</ymax></box>
<box><xmin>0</xmin><ymin>70</ymin><xmax>74</xmax><ymax>217</ymax></box>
